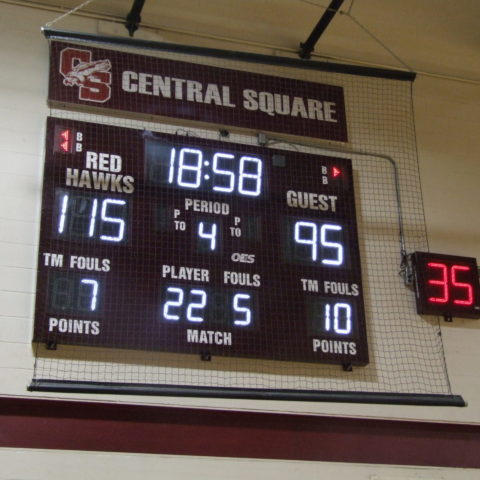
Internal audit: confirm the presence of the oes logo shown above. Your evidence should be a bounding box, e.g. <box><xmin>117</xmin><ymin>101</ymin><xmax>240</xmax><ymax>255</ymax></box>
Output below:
<box><xmin>59</xmin><ymin>47</ymin><xmax>112</xmax><ymax>103</ymax></box>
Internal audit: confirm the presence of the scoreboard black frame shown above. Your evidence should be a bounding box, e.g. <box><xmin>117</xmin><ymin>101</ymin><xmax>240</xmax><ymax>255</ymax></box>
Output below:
<box><xmin>33</xmin><ymin>117</ymin><xmax>369</xmax><ymax>366</ymax></box>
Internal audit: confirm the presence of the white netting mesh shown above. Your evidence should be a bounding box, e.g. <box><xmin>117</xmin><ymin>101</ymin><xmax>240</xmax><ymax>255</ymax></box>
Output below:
<box><xmin>31</xmin><ymin>38</ymin><xmax>451</xmax><ymax>397</ymax></box>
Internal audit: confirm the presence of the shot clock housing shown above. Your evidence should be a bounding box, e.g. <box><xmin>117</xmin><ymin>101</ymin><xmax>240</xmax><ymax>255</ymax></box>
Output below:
<box><xmin>412</xmin><ymin>251</ymin><xmax>480</xmax><ymax>319</ymax></box>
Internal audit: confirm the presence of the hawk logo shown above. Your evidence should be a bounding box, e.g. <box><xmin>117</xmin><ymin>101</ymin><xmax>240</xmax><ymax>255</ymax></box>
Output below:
<box><xmin>59</xmin><ymin>47</ymin><xmax>112</xmax><ymax>103</ymax></box>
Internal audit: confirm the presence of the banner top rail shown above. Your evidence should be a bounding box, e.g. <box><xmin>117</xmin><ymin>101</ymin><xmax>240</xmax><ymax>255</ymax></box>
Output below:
<box><xmin>42</xmin><ymin>28</ymin><xmax>416</xmax><ymax>82</ymax></box>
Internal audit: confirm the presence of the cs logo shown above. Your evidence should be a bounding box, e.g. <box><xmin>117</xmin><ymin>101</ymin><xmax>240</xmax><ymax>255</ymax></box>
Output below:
<box><xmin>59</xmin><ymin>47</ymin><xmax>112</xmax><ymax>103</ymax></box>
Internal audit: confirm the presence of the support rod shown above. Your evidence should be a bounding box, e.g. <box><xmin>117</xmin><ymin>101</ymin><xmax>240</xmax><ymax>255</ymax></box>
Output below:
<box><xmin>28</xmin><ymin>380</ymin><xmax>466</xmax><ymax>406</ymax></box>
<box><xmin>299</xmin><ymin>0</ymin><xmax>344</xmax><ymax>59</ymax></box>
<box><xmin>125</xmin><ymin>0</ymin><xmax>146</xmax><ymax>37</ymax></box>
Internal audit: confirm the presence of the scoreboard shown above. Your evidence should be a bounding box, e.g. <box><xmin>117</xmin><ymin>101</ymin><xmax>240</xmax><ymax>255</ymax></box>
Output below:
<box><xmin>33</xmin><ymin>117</ymin><xmax>369</xmax><ymax>366</ymax></box>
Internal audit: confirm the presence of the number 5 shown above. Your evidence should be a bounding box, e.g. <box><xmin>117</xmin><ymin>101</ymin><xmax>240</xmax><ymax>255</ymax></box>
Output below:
<box><xmin>233</xmin><ymin>293</ymin><xmax>251</xmax><ymax>326</ymax></box>
<box><xmin>451</xmin><ymin>265</ymin><xmax>473</xmax><ymax>306</ymax></box>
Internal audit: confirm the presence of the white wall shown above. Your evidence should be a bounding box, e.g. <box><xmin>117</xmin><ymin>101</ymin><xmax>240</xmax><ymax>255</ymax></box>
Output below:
<box><xmin>414</xmin><ymin>76</ymin><xmax>480</xmax><ymax>421</ymax></box>
<box><xmin>1</xmin><ymin>448</ymin><xmax>480</xmax><ymax>480</ymax></box>
<box><xmin>1</xmin><ymin>2</ymin><xmax>480</xmax><ymax>426</ymax></box>
<box><xmin>415</xmin><ymin>77</ymin><xmax>480</xmax><ymax>259</ymax></box>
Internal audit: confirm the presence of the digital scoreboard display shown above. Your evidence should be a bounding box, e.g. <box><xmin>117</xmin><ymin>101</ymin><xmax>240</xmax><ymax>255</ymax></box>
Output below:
<box><xmin>413</xmin><ymin>252</ymin><xmax>480</xmax><ymax>319</ymax></box>
<box><xmin>34</xmin><ymin>117</ymin><xmax>369</xmax><ymax>365</ymax></box>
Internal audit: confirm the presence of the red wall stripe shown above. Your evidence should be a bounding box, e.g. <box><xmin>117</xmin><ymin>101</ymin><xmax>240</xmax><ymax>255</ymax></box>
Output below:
<box><xmin>1</xmin><ymin>396</ymin><xmax>479</xmax><ymax>468</ymax></box>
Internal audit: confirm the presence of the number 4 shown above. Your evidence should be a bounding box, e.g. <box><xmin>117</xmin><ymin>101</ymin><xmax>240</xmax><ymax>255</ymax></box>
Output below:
<box><xmin>198</xmin><ymin>222</ymin><xmax>217</xmax><ymax>251</ymax></box>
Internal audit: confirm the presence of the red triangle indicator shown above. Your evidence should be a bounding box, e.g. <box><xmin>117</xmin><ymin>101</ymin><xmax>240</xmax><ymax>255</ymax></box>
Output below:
<box><xmin>332</xmin><ymin>166</ymin><xmax>341</xmax><ymax>178</ymax></box>
<box><xmin>60</xmin><ymin>129</ymin><xmax>70</xmax><ymax>152</ymax></box>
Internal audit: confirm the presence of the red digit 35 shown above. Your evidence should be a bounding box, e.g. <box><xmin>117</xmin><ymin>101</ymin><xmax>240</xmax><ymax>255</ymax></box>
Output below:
<box><xmin>427</xmin><ymin>262</ymin><xmax>473</xmax><ymax>306</ymax></box>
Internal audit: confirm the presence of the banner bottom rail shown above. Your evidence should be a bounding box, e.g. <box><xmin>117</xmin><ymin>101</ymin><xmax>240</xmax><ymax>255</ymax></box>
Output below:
<box><xmin>28</xmin><ymin>379</ymin><xmax>465</xmax><ymax>407</ymax></box>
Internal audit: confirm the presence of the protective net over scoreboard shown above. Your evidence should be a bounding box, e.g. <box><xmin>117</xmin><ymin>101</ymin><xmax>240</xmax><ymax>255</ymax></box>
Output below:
<box><xmin>30</xmin><ymin>36</ymin><xmax>454</xmax><ymax>402</ymax></box>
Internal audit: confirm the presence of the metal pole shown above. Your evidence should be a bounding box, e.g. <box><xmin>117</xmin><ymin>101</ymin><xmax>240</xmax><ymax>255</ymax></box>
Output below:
<box><xmin>125</xmin><ymin>0</ymin><xmax>146</xmax><ymax>37</ymax></box>
<box><xmin>299</xmin><ymin>0</ymin><xmax>345</xmax><ymax>59</ymax></box>
<box><xmin>28</xmin><ymin>380</ymin><xmax>466</xmax><ymax>406</ymax></box>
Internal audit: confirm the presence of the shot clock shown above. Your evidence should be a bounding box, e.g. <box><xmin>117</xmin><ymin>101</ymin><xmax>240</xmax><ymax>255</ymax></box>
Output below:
<box><xmin>33</xmin><ymin>117</ymin><xmax>369</xmax><ymax>365</ymax></box>
<box><xmin>412</xmin><ymin>252</ymin><xmax>480</xmax><ymax>319</ymax></box>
